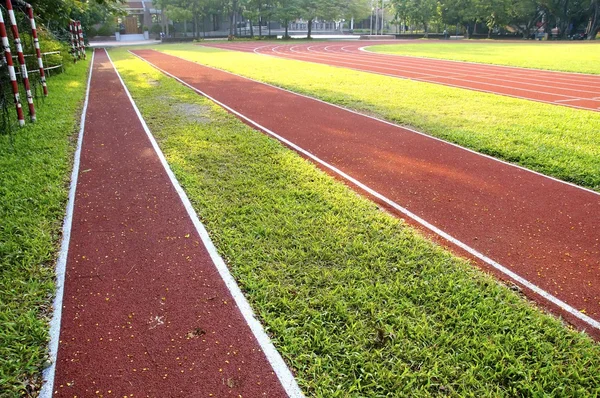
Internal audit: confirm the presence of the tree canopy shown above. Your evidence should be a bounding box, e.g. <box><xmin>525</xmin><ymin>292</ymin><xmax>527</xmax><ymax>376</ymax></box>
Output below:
<box><xmin>20</xmin><ymin>0</ymin><xmax>599</xmax><ymax>40</ymax></box>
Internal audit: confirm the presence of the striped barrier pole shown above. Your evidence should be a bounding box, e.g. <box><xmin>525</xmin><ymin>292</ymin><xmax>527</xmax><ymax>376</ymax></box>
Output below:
<box><xmin>76</xmin><ymin>21</ymin><xmax>85</xmax><ymax>59</ymax></box>
<box><xmin>69</xmin><ymin>21</ymin><xmax>77</xmax><ymax>61</ymax></box>
<box><xmin>26</xmin><ymin>4</ymin><xmax>47</xmax><ymax>95</ymax></box>
<box><xmin>6</xmin><ymin>0</ymin><xmax>34</xmax><ymax>122</ymax></box>
<box><xmin>0</xmin><ymin>6</ymin><xmax>24</xmax><ymax>126</ymax></box>
<box><xmin>75</xmin><ymin>21</ymin><xmax>83</xmax><ymax>59</ymax></box>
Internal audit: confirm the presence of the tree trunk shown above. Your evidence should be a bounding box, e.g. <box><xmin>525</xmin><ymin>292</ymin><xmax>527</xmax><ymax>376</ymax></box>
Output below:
<box><xmin>284</xmin><ymin>19</ymin><xmax>289</xmax><ymax>38</ymax></box>
<box><xmin>424</xmin><ymin>22</ymin><xmax>428</xmax><ymax>38</ymax></box>
<box><xmin>184</xmin><ymin>20</ymin><xmax>187</xmax><ymax>36</ymax></box>
<box><xmin>258</xmin><ymin>4</ymin><xmax>262</xmax><ymax>38</ymax></box>
<box><xmin>307</xmin><ymin>18</ymin><xmax>313</xmax><ymax>39</ymax></box>
<box><xmin>587</xmin><ymin>0</ymin><xmax>599</xmax><ymax>39</ymax></box>
<box><xmin>250</xmin><ymin>20</ymin><xmax>254</xmax><ymax>37</ymax></box>
<box><xmin>163</xmin><ymin>8</ymin><xmax>169</xmax><ymax>37</ymax></box>
<box><xmin>229</xmin><ymin>10</ymin><xmax>234</xmax><ymax>37</ymax></box>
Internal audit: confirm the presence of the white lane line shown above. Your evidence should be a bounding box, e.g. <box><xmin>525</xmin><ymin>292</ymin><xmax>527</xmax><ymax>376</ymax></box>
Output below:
<box><xmin>109</xmin><ymin>49</ymin><xmax>305</xmax><ymax>398</ymax></box>
<box><xmin>129</xmin><ymin>50</ymin><xmax>600</xmax><ymax>333</ymax></box>
<box><xmin>39</xmin><ymin>50</ymin><xmax>95</xmax><ymax>398</ymax></box>
<box><xmin>554</xmin><ymin>98</ymin><xmax>591</xmax><ymax>103</ymax></box>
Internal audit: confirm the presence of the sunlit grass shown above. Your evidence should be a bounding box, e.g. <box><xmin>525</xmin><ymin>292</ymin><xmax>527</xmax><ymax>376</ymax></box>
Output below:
<box><xmin>111</xmin><ymin>48</ymin><xmax>600</xmax><ymax>397</ymax></box>
<box><xmin>150</xmin><ymin>44</ymin><xmax>600</xmax><ymax>191</ymax></box>
<box><xmin>0</xmin><ymin>58</ymin><xmax>90</xmax><ymax>395</ymax></box>
<box><xmin>368</xmin><ymin>42</ymin><xmax>600</xmax><ymax>74</ymax></box>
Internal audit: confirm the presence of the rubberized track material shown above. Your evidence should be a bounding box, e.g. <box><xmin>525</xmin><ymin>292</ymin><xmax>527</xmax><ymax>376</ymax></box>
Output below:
<box><xmin>131</xmin><ymin>49</ymin><xmax>600</xmax><ymax>338</ymax></box>
<box><xmin>48</xmin><ymin>49</ymin><xmax>294</xmax><ymax>397</ymax></box>
<box><xmin>201</xmin><ymin>41</ymin><xmax>600</xmax><ymax>112</ymax></box>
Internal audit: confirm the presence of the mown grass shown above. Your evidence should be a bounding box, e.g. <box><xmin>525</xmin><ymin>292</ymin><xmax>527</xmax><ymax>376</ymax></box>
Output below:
<box><xmin>368</xmin><ymin>42</ymin><xmax>600</xmax><ymax>74</ymax></box>
<box><xmin>110</xmin><ymin>48</ymin><xmax>600</xmax><ymax>397</ymax></box>
<box><xmin>0</xmin><ymin>58</ymin><xmax>89</xmax><ymax>395</ymax></box>
<box><xmin>152</xmin><ymin>44</ymin><xmax>600</xmax><ymax>192</ymax></box>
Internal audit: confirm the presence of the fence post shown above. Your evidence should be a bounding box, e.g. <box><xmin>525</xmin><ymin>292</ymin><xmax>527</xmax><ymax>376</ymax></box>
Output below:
<box><xmin>26</xmin><ymin>4</ymin><xmax>47</xmax><ymax>96</ymax></box>
<box><xmin>6</xmin><ymin>0</ymin><xmax>35</xmax><ymax>121</ymax></box>
<box><xmin>76</xmin><ymin>21</ymin><xmax>85</xmax><ymax>59</ymax></box>
<box><xmin>0</xmin><ymin>6</ymin><xmax>24</xmax><ymax>126</ymax></box>
<box><xmin>69</xmin><ymin>21</ymin><xmax>77</xmax><ymax>61</ymax></box>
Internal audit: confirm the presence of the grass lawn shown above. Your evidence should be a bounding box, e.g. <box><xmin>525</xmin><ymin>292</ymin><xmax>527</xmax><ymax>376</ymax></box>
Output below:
<box><xmin>0</xmin><ymin>58</ymin><xmax>90</xmax><ymax>395</ymax></box>
<box><xmin>368</xmin><ymin>41</ymin><xmax>600</xmax><ymax>75</ymax></box>
<box><xmin>150</xmin><ymin>44</ymin><xmax>600</xmax><ymax>192</ymax></box>
<box><xmin>110</xmin><ymin>48</ymin><xmax>600</xmax><ymax>397</ymax></box>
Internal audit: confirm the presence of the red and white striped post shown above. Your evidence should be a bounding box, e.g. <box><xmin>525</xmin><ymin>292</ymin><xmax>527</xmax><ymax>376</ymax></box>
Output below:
<box><xmin>5</xmin><ymin>0</ymin><xmax>34</xmax><ymax>122</ymax></box>
<box><xmin>68</xmin><ymin>21</ymin><xmax>77</xmax><ymax>61</ymax></box>
<box><xmin>26</xmin><ymin>4</ymin><xmax>47</xmax><ymax>96</ymax></box>
<box><xmin>0</xmin><ymin>6</ymin><xmax>24</xmax><ymax>126</ymax></box>
<box><xmin>76</xmin><ymin>21</ymin><xmax>85</xmax><ymax>59</ymax></box>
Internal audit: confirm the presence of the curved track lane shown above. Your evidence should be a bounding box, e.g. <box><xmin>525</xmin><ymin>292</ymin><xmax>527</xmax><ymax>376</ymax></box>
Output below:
<box><xmin>201</xmin><ymin>41</ymin><xmax>600</xmax><ymax>111</ymax></box>
<box><xmin>131</xmin><ymin>49</ymin><xmax>600</xmax><ymax>339</ymax></box>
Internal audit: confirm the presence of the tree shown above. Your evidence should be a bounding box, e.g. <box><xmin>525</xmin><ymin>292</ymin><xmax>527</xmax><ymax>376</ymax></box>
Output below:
<box><xmin>439</xmin><ymin>0</ymin><xmax>477</xmax><ymax>37</ymax></box>
<box><xmin>505</xmin><ymin>0</ymin><xmax>540</xmax><ymax>37</ymax></box>
<box><xmin>166</xmin><ymin>5</ymin><xmax>193</xmax><ymax>36</ymax></box>
<box><xmin>391</xmin><ymin>0</ymin><xmax>439</xmax><ymax>36</ymax></box>
<box><xmin>587</xmin><ymin>0</ymin><xmax>599</xmax><ymax>38</ymax></box>
<box><xmin>274</xmin><ymin>0</ymin><xmax>299</xmax><ymax>38</ymax></box>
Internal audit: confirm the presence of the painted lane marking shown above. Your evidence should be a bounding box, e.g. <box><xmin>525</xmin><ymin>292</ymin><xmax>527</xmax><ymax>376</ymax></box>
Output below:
<box><xmin>131</xmin><ymin>51</ymin><xmax>600</xmax><ymax>333</ymax></box>
<box><xmin>554</xmin><ymin>97</ymin><xmax>596</xmax><ymax>103</ymax></box>
<box><xmin>40</xmin><ymin>50</ymin><xmax>95</xmax><ymax>398</ymax></box>
<box><xmin>109</xmin><ymin>50</ymin><xmax>305</xmax><ymax>398</ymax></box>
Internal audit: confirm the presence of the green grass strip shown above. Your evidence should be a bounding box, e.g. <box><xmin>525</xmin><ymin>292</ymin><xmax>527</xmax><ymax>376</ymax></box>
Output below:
<box><xmin>151</xmin><ymin>44</ymin><xmax>600</xmax><ymax>192</ymax></box>
<box><xmin>110</xmin><ymin>48</ymin><xmax>600</xmax><ymax>397</ymax></box>
<box><xmin>0</xmin><ymin>59</ymin><xmax>90</xmax><ymax>395</ymax></box>
<box><xmin>368</xmin><ymin>42</ymin><xmax>600</xmax><ymax>75</ymax></box>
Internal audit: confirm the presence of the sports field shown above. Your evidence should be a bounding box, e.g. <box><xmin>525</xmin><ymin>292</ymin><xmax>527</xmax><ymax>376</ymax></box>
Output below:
<box><xmin>7</xmin><ymin>40</ymin><xmax>600</xmax><ymax>396</ymax></box>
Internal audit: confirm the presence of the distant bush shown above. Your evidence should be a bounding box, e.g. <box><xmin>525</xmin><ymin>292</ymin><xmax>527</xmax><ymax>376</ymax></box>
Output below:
<box><xmin>150</xmin><ymin>23</ymin><xmax>163</xmax><ymax>34</ymax></box>
<box><xmin>97</xmin><ymin>23</ymin><xmax>115</xmax><ymax>36</ymax></box>
<box><xmin>86</xmin><ymin>26</ymin><xmax>98</xmax><ymax>38</ymax></box>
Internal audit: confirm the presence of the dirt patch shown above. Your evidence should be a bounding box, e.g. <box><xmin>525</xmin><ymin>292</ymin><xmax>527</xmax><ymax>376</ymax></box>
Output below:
<box><xmin>171</xmin><ymin>102</ymin><xmax>212</xmax><ymax>124</ymax></box>
<box><xmin>141</xmin><ymin>73</ymin><xmax>160</xmax><ymax>87</ymax></box>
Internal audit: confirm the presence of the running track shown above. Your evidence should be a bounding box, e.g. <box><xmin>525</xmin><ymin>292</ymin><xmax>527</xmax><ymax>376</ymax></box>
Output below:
<box><xmin>46</xmin><ymin>49</ymin><xmax>297</xmax><ymax>397</ymax></box>
<box><xmin>201</xmin><ymin>41</ymin><xmax>600</xmax><ymax>112</ymax></box>
<box><xmin>131</xmin><ymin>49</ymin><xmax>600</xmax><ymax>339</ymax></box>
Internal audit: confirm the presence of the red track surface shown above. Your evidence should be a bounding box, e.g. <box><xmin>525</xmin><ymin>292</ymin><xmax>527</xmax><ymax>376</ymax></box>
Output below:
<box><xmin>52</xmin><ymin>49</ymin><xmax>288</xmax><ymax>397</ymax></box>
<box><xmin>201</xmin><ymin>41</ymin><xmax>600</xmax><ymax>112</ymax></box>
<box><xmin>132</xmin><ymin>49</ymin><xmax>600</xmax><ymax>338</ymax></box>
